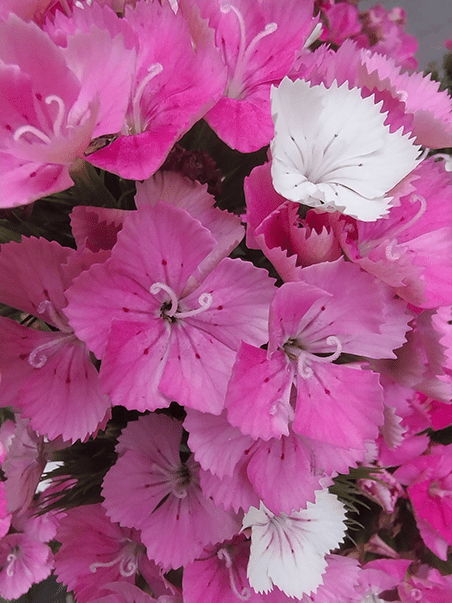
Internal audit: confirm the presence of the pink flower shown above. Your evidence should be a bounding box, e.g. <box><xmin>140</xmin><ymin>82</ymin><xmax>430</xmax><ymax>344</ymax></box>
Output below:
<box><xmin>319</xmin><ymin>2</ymin><xmax>362</xmax><ymax>45</ymax></box>
<box><xmin>354</xmin><ymin>4</ymin><xmax>418</xmax><ymax>70</ymax></box>
<box><xmin>0</xmin><ymin>237</ymin><xmax>111</xmax><ymax>443</ymax></box>
<box><xmin>54</xmin><ymin>503</ymin><xmax>171</xmax><ymax>603</ymax></box>
<box><xmin>0</xmin><ymin>11</ymin><xmax>135</xmax><ymax>207</ymax></box>
<box><xmin>394</xmin><ymin>444</ymin><xmax>452</xmax><ymax>560</ymax></box>
<box><xmin>191</xmin><ymin>0</ymin><xmax>318</xmax><ymax>151</ymax></box>
<box><xmin>0</xmin><ymin>532</ymin><xmax>53</xmax><ymax>600</ymax></box>
<box><xmin>85</xmin><ymin>1</ymin><xmax>226</xmax><ymax>179</ymax></box>
<box><xmin>225</xmin><ymin>259</ymin><xmax>408</xmax><ymax>445</ymax></box>
<box><xmin>65</xmin><ymin>202</ymin><xmax>274</xmax><ymax>414</ymax></box>
<box><xmin>101</xmin><ymin>413</ymin><xmax>241</xmax><ymax>569</ymax></box>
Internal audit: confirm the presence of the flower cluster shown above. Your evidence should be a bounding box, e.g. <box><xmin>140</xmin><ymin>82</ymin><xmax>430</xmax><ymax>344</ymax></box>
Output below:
<box><xmin>1</xmin><ymin>1</ymin><xmax>452</xmax><ymax>602</ymax></box>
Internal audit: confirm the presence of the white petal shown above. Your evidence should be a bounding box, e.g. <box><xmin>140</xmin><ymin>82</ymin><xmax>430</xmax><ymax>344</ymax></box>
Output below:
<box><xmin>243</xmin><ymin>489</ymin><xmax>347</xmax><ymax>598</ymax></box>
<box><xmin>270</xmin><ymin>78</ymin><xmax>421</xmax><ymax>221</ymax></box>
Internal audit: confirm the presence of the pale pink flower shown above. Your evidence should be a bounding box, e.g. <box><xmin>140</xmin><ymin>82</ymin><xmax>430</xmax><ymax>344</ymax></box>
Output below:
<box><xmin>0</xmin><ymin>237</ymin><xmax>111</xmax><ymax>443</ymax></box>
<box><xmin>54</xmin><ymin>503</ymin><xmax>171</xmax><ymax>603</ymax></box>
<box><xmin>101</xmin><ymin>413</ymin><xmax>241</xmax><ymax>569</ymax></box>
<box><xmin>0</xmin><ymin>532</ymin><xmax>53</xmax><ymax>600</ymax></box>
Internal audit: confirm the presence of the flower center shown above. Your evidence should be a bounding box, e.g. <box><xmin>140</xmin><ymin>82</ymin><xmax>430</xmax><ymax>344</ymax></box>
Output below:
<box><xmin>283</xmin><ymin>335</ymin><xmax>342</xmax><ymax>378</ymax></box>
<box><xmin>89</xmin><ymin>539</ymin><xmax>142</xmax><ymax>577</ymax></box>
<box><xmin>220</xmin><ymin>3</ymin><xmax>277</xmax><ymax>98</ymax></box>
<box><xmin>150</xmin><ymin>282</ymin><xmax>213</xmax><ymax>322</ymax></box>
<box><xmin>14</xmin><ymin>95</ymin><xmax>66</xmax><ymax>145</ymax></box>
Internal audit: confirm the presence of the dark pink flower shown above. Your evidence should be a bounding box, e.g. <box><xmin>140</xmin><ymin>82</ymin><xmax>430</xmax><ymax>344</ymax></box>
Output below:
<box><xmin>191</xmin><ymin>0</ymin><xmax>317</xmax><ymax>151</ymax></box>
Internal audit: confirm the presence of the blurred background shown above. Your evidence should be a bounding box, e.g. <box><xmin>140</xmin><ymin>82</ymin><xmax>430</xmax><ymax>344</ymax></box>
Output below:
<box><xmin>360</xmin><ymin>0</ymin><xmax>452</xmax><ymax>70</ymax></box>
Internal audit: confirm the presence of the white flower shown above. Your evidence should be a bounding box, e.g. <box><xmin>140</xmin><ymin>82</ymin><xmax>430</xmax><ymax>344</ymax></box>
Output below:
<box><xmin>242</xmin><ymin>489</ymin><xmax>347</xmax><ymax>599</ymax></box>
<box><xmin>270</xmin><ymin>78</ymin><xmax>420</xmax><ymax>221</ymax></box>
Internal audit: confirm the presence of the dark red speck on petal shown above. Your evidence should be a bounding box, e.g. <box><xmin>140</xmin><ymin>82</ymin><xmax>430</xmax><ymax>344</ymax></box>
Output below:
<box><xmin>162</xmin><ymin>259</ymin><xmax>167</xmax><ymax>266</ymax></box>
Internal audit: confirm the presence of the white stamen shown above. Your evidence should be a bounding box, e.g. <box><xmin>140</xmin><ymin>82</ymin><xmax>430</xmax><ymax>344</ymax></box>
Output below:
<box><xmin>45</xmin><ymin>95</ymin><xmax>66</xmax><ymax>138</ymax></box>
<box><xmin>13</xmin><ymin>125</ymin><xmax>52</xmax><ymax>144</ymax></box>
<box><xmin>217</xmin><ymin>548</ymin><xmax>251</xmax><ymax>601</ymax></box>
<box><xmin>89</xmin><ymin>543</ymin><xmax>139</xmax><ymax>577</ymax></box>
<box><xmin>6</xmin><ymin>552</ymin><xmax>17</xmax><ymax>577</ymax></box>
<box><xmin>37</xmin><ymin>300</ymin><xmax>73</xmax><ymax>334</ymax></box>
<box><xmin>297</xmin><ymin>335</ymin><xmax>342</xmax><ymax>380</ymax></box>
<box><xmin>131</xmin><ymin>63</ymin><xmax>163</xmax><ymax>133</ymax></box>
<box><xmin>28</xmin><ymin>333</ymin><xmax>76</xmax><ymax>368</ymax></box>
<box><xmin>174</xmin><ymin>292</ymin><xmax>213</xmax><ymax>319</ymax></box>
<box><xmin>150</xmin><ymin>282</ymin><xmax>213</xmax><ymax>320</ymax></box>
<box><xmin>384</xmin><ymin>239</ymin><xmax>402</xmax><ymax>261</ymax></box>
<box><xmin>220</xmin><ymin>3</ymin><xmax>277</xmax><ymax>98</ymax></box>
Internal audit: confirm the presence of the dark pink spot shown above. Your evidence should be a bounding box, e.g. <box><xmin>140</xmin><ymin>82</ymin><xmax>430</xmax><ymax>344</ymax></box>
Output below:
<box><xmin>217</xmin><ymin>305</ymin><xmax>223</xmax><ymax>310</ymax></box>
<box><xmin>122</xmin><ymin>307</ymin><xmax>130</xmax><ymax>313</ymax></box>
<box><xmin>35</xmin><ymin>92</ymin><xmax>42</xmax><ymax>101</ymax></box>
<box><xmin>325</xmin><ymin>388</ymin><xmax>330</xmax><ymax>395</ymax></box>
<box><xmin>195</xmin><ymin>353</ymin><xmax>201</xmax><ymax>359</ymax></box>
<box><xmin>162</xmin><ymin>259</ymin><xmax>167</xmax><ymax>266</ymax></box>
<box><xmin>5</xmin><ymin>125</ymin><xmax>12</xmax><ymax>131</ymax></box>
<box><xmin>321</xmin><ymin>306</ymin><xmax>325</xmax><ymax>311</ymax></box>
<box><xmin>264</xmin><ymin>377</ymin><xmax>269</xmax><ymax>383</ymax></box>
<box><xmin>30</xmin><ymin>172</ymin><xmax>37</xmax><ymax>178</ymax></box>
<box><xmin>281</xmin><ymin>453</ymin><xmax>285</xmax><ymax>460</ymax></box>
<box><xmin>66</xmin><ymin>376</ymin><xmax>71</xmax><ymax>384</ymax></box>
<box><xmin>143</xmin><ymin>348</ymin><xmax>149</xmax><ymax>355</ymax></box>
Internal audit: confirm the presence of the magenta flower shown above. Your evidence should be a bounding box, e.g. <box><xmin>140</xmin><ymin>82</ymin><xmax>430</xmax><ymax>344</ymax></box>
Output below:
<box><xmin>192</xmin><ymin>0</ymin><xmax>317</xmax><ymax>151</ymax></box>
<box><xmin>394</xmin><ymin>445</ymin><xmax>452</xmax><ymax>561</ymax></box>
<box><xmin>85</xmin><ymin>1</ymin><xmax>226</xmax><ymax>179</ymax></box>
<box><xmin>65</xmin><ymin>202</ymin><xmax>274</xmax><ymax>414</ymax></box>
<box><xmin>101</xmin><ymin>413</ymin><xmax>241</xmax><ymax>569</ymax></box>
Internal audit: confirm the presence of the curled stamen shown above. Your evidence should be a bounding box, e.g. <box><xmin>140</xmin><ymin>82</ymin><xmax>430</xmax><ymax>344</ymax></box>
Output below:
<box><xmin>150</xmin><ymin>462</ymin><xmax>190</xmax><ymax>499</ymax></box>
<box><xmin>131</xmin><ymin>63</ymin><xmax>163</xmax><ymax>133</ymax></box>
<box><xmin>45</xmin><ymin>95</ymin><xmax>66</xmax><ymax>138</ymax></box>
<box><xmin>37</xmin><ymin>300</ymin><xmax>73</xmax><ymax>333</ymax></box>
<box><xmin>150</xmin><ymin>282</ymin><xmax>179</xmax><ymax>317</ymax></box>
<box><xmin>220</xmin><ymin>3</ymin><xmax>277</xmax><ymax>98</ymax></box>
<box><xmin>217</xmin><ymin>548</ymin><xmax>251</xmax><ymax>601</ymax></box>
<box><xmin>89</xmin><ymin>546</ymin><xmax>138</xmax><ymax>577</ymax></box>
<box><xmin>385</xmin><ymin>239</ymin><xmax>402</xmax><ymax>261</ymax></box>
<box><xmin>28</xmin><ymin>333</ymin><xmax>76</xmax><ymax>368</ymax></box>
<box><xmin>174</xmin><ymin>292</ymin><xmax>213</xmax><ymax>319</ymax></box>
<box><xmin>6</xmin><ymin>552</ymin><xmax>17</xmax><ymax>577</ymax></box>
<box><xmin>150</xmin><ymin>282</ymin><xmax>213</xmax><ymax>320</ymax></box>
<box><xmin>297</xmin><ymin>336</ymin><xmax>342</xmax><ymax>379</ymax></box>
<box><xmin>13</xmin><ymin>125</ymin><xmax>52</xmax><ymax>144</ymax></box>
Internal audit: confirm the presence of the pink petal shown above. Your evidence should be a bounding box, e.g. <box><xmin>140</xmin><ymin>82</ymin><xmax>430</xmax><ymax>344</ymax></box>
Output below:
<box><xmin>294</xmin><ymin>363</ymin><xmax>384</xmax><ymax>450</ymax></box>
<box><xmin>225</xmin><ymin>343</ymin><xmax>293</xmax><ymax>440</ymax></box>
